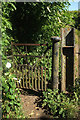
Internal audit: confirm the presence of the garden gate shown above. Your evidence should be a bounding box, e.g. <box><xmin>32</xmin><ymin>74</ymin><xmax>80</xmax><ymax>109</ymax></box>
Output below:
<box><xmin>11</xmin><ymin>27</ymin><xmax>79</xmax><ymax>92</ymax></box>
<box><xmin>11</xmin><ymin>42</ymin><xmax>52</xmax><ymax>91</ymax></box>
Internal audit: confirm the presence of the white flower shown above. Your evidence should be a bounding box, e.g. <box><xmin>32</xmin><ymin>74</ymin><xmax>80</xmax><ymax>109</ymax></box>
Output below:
<box><xmin>18</xmin><ymin>79</ymin><xmax>21</xmax><ymax>83</ymax></box>
<box><xmin>13</xmin><ymin>78</ymin><xmax>17</xmax><ymax>80</ymax></box>
<box><xmin>4</xmin><ymin>72</ymin><xmax>9</xmax><ymax>76</ymax></box>
<box><xmin>6</xmin><ymin>62</ymin><xmax>11</xmax><ymax>69</ymax></box>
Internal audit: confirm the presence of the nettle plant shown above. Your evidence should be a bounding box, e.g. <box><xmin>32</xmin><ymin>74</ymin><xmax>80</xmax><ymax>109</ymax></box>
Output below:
<box><xmin>2</xmin><ymin>62</ymin><xmax>24</xmax><ymax>118</ymax></box>
<box><xmin>42</xmin><ymin>89</ymin><xmax>79</xmax><ymax>118</ymax></box>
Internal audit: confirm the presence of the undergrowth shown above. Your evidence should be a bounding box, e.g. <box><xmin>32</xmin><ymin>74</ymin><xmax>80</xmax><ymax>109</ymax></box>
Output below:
<box><xmin>2</xmin><ymin>68</ymin><xmax>25</xmax><ymax>118</ymax></box>
<box><xmin>42</xmin><ymin>79</ymin><xmax>80</xmax><ymax>118</ymax></box>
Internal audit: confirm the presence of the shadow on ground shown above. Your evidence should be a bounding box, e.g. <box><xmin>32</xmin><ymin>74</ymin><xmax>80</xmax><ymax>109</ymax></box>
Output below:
<box><xmin>20</xmin><ymin>88</ymin><xmax>43</xmax><ymax>96</ymax></box>
<box><xmin>19</xmin><ymin>88</ymin><xmax>53</xmax><ymax>119</ymax></box>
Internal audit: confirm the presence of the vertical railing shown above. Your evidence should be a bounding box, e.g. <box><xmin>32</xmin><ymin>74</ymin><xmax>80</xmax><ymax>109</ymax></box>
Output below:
<box><xmin>38</xmin><ymin>67</ymin><xmax>40</xmax><ymax>90</ymax></box>
<box><xmin>41</xmin><ymin>66</ymin><xmax>43</xmax><ymax>91</ymax></box>
<box><xmin>31</xmin><ymin>66</ymin><xmax>33</xmax><ymax>89</ymax></box>
<box><xmin>45</xmin><ymin>67</ymin><xmax>46</xmax><ymax>91</ymax></box>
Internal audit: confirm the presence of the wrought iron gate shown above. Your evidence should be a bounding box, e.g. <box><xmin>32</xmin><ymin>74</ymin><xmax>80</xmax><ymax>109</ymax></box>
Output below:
<box><xmin>11</xmin><ymin>42</ymin><xmax>51</xmax><ymax>91</ymax></box>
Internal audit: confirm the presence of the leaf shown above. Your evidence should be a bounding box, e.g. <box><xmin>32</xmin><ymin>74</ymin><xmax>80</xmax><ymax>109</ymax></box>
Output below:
<box><xmin>8</xmin><ymin>95</ymin><xmax>15</xmax><ymax>100</ymax></box>
<box><xmin>59</xmin><ymin>108</ymin><xmax>64</xmax><ymax>115</ymax></box>
<box><xmin>42</xmin><ymin>102</ymin><xmax>46</xmax><ymax>107</ymax></box>
<box><xmin>6</xmin><ymin>114</ymin><xmax>9</xmax><ymax>118</ymax></box>
<box><xmin>6</xmin><ymin>105</ymin><xmax>10</xmax><ymax>113</ymax></box>
<box><xmin>5</xmin><ymin>86</ymin><xmax>9</xmax><ymax>92</ymax></box>
<box><xmin>9</xmin><ymin>3</ymin><xmax>16</xmax><ymax>10</ymax></box>
<box><xmin>9</xmin><ymin>82</ymin><xmax>13</xmax><ymax>87</ymax></box>
<box><xmin>10</xmin><ymin>88</ymin><xmax>13</xmax><ymax>94</ymax></box>
<box><xmin>9</xmin><ymin>101</ymin><xmax>14</xmax><ymax>105</ymax></box>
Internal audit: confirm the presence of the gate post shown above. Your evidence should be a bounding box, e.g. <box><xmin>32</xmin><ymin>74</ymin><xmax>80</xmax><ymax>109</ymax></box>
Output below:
<box><xmin>51</xmin><ymin>36</ymin><xmax>61</xmax><ymax>90</ymax></box>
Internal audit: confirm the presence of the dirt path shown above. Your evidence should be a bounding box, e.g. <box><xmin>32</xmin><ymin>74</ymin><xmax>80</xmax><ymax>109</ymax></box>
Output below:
<box><xmin>20</xmin><ymin>89</ymin><xmax>53</xmax><ymax>119</ymax></box>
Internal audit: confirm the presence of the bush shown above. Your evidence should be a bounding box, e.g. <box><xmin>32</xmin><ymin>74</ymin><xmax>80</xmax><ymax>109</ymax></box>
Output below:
<box><xmin>2</xmin><ymin>68</ymin><xmax>25</xmax><ymax>118</ymax></box>
<box><xmin>42</xmin><ymin>89</ymin><xmax>78</xmax><ymax>118</ymax></box>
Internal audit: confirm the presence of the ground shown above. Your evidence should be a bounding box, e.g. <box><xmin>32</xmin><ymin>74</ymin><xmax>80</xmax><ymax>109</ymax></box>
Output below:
<box><xmin>20</xmin><ymin>88</ymin><xmax>53</xmax><ymax>119</ymax></box>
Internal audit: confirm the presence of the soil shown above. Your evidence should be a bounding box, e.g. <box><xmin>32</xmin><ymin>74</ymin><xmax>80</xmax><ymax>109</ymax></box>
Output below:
<box><xmin>19</xmin><ymin>88</ymin><xmax>53</xmax><ymax>119</ymax></box>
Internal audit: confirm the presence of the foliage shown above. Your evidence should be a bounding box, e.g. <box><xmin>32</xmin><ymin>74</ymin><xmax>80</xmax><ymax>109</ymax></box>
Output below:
<box><xmin>2</xmin><ymin>71</ymin><xmax>25</xmax><ymax>118</ymax></box>
<box><xmin>2</xmin><ymin>2</ymin><xmax>24</xmax><ymax>118</ymax></box>
<box><xmin>42</xmin><ymin>89</ymin><xmax>79</xmax><ymax>118</ymax></box>
<box><xmin>73</xmin><ymin>78</ymin><xmax>80</xmax><ymax>105</ymax></box>
<box><xmin>2</xmin><ymin>2</ymin><xmax>16</xmax><ymax>69</ymax></box>
<box><xmin>69</xmin><ymin>10</ymin><xmax>79</xmax><ymax>29</ymax></box>
<box><xmin>10</xmin><ymin>2</ymin><xmax>72</xmax><ymax>44</ymax></box>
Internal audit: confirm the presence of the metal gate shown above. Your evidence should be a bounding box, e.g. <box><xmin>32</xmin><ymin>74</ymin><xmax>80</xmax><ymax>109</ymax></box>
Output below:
<box><xmin>11</xmin><ymin>27</ymin><xmax>78</xmax><ymax>92</ymax></box>
<box><xmin>11</xmin><ymin>42</ymin><xmax>51</xmax><ymax>91</ymax></box>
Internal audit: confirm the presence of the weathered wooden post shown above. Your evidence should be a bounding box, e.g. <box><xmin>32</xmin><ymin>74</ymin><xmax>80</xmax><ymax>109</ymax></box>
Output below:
<box><xmin>51</xmin><ymin>36</ymin><xmax>61</xmax><ymax>90</ymax></box>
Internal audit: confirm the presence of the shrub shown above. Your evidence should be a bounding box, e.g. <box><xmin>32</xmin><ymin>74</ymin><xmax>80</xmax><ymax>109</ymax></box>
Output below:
<box><xmin>2</xmin><ymin>68</ymin><xmax>25</xmax><ymax>118</ymax></box>
<box><xmin>42</xmin><ymin>89</ymin><xmax>78</xmax><ymax>118</ymax></box>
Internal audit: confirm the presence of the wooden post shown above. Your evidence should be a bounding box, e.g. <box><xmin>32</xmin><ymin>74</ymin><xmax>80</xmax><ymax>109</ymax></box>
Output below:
<box><xmin>51</xmin><ymin>36</ymin><xmax>61</xmax><ymax>90</ymax></box>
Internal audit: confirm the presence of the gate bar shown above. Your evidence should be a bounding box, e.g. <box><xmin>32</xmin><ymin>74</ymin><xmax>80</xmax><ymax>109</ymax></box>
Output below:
<box><xmin>41</xmin><ymin>66</ymin><xmax>43</xmax><ymax>91</ymax></box>
<box><xmin>12</xmin><ymin>43</ymin><xmax>48</xmax><ymax>46</ymax></box>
